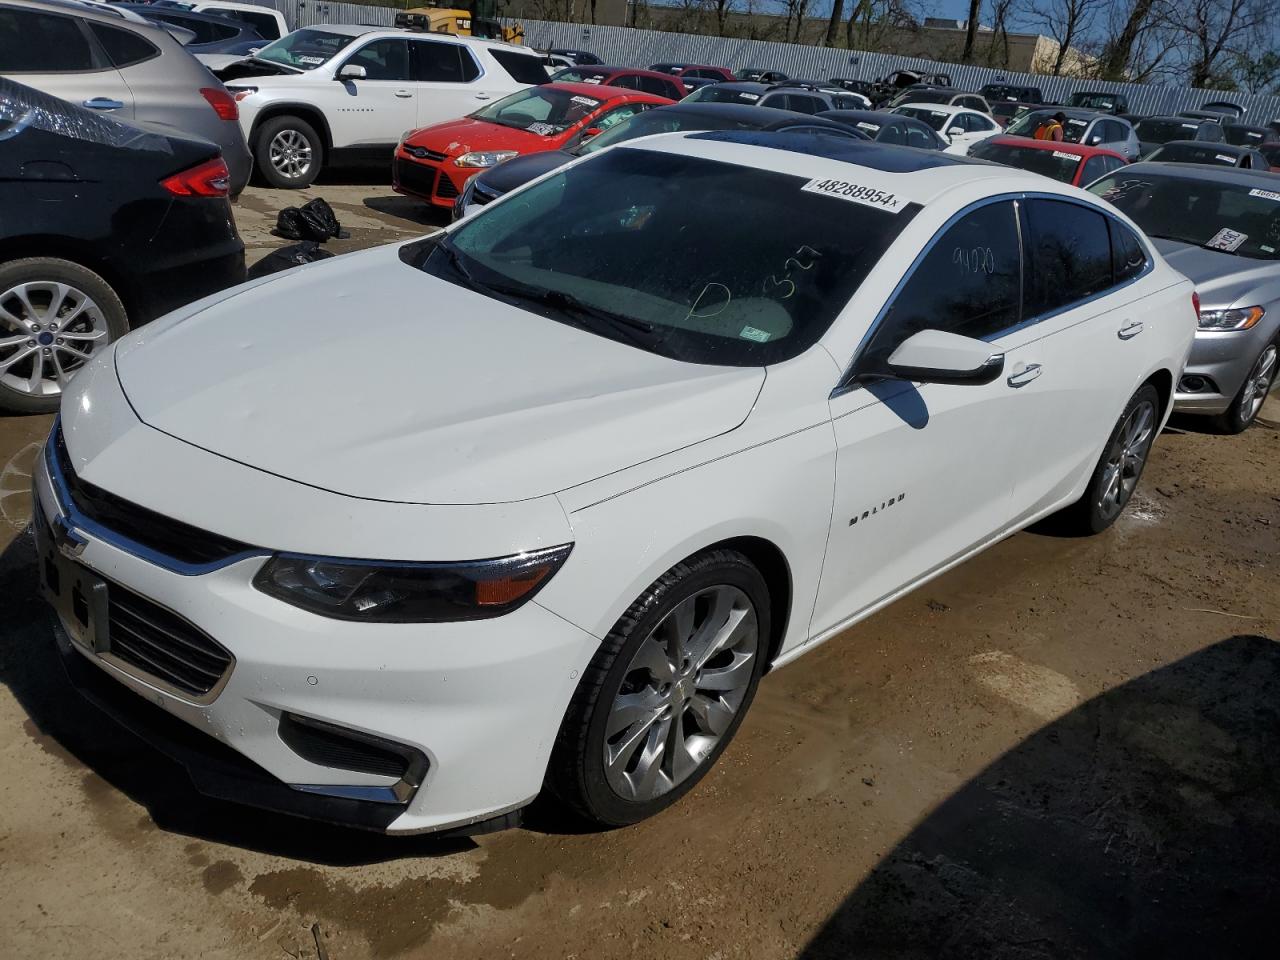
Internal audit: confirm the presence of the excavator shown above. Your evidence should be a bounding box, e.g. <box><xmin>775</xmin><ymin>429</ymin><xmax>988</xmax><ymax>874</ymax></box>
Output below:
<box><xmin>393</xmin><ymin>0</ymin><xmax>525</xmax><ymax>44</ymax></box>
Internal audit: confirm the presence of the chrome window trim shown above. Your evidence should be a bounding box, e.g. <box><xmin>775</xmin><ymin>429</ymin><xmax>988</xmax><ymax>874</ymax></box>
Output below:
<box><xmin>832</xmin><ymin>190</ymin><xmax>1154</xmax><ymax>397</ymax></box>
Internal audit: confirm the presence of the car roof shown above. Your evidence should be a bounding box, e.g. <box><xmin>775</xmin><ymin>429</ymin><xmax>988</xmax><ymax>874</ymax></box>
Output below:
<box><xmin>894</xmin><ymin>102</ymin><xmax>977</xmax><ymax>117</ymax></box>
<box><xmin>625</xmin><ymin>129</ymin><xmax>1045</xmax><ymax>206</ymax></box>
<box><xmin>8</xmin><ymin>0</ymin><xmax>177</xmax><ymax>33</ymax></box>
<box><xmin>544</xmin><ymin>81</ymin><xmax>660</xmax><ymax>102</ymax></box>
<box><xmin>817</xmin><ymin>109</ymin><xmax>895</xmax><ymax>125</ymax></box>
<box><xmin>1156</xmin><ymin>140</ymin><xmax>1249</xmax><ymax>154</ymax></box>
<box><xmin>657</xmin><ymin>102</ymin><xmax>811</xmax><ymax>121</ymax></box>
<box><xmin>1019</xmin><ymin>107</ymin><xmax>1104</xmax><ymax>120</ymax></box>
<box><xmin>564</xmin><ymin>65</ymin><xmax>678</xmax><ymax>79</ymax></box>
<box><xmin>985</xmin><ymin>135</ymin><xmax>1124</xmax><ymax>159</ymax></box>
<box><xmin>1136</xmin><ymin>114</ymin><xmax>1208</xmax><ymax>124</ymax></box>
<box><xmin>1123</xmin><ymin>160</ymin><xmax>1277</xmax><ymax>185</ymax></box>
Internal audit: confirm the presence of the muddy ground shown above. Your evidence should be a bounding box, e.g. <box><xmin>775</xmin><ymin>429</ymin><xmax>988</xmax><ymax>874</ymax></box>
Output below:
<box><xmin>1</xmin><ymin>180</ymin><xmax>1278</xmax><ymax>960</ymax></box>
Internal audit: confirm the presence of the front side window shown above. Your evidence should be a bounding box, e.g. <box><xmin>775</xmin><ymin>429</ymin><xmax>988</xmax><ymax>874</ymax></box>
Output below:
<box><xmin>472</xmin><ymin>86</ymin><xmax>606</xmax><ymax>134</ymax></box>
<box><xmin>1223</xmin><ymin>125</ymin><xmax>1265</xmax><ymax>146</ymax></box>
<box><xmin>877</xmin><ymin>124</ymin><xmax>905</xmax><ymax>145</ymax></box>
<box><xmin>344</xmin><ymin>38</ymin><xmax>410</xmax><ymax>81</ymax></box>
<box><xmin>895</xmin><ymin>106</ymin><xmax>948</xmax><ymax>131</ymax></box>
<box><xmin>255</xmin><ymin>28</ymin><xmax>356</xmax><ymax>70</ymax></box>
<box><xmin>428</xmin><ymin>148</ymin><xmax>919</xmax><ymax>366</ymax></box>
<box><xmin>1023</xmin><ymin>199</ymin><xmax>1114</xmax><ymax>317</ymax></box>
<box><xmin>865</xmin><ymin>201</ymin><xmax>1022</xmax><ymax>358</ymax></box>
<box><xmin>0</xmin><ymin>9</ymin><xmax>97</xmax><ymax>72</ymax></box>
<box><xmin>1080</xmin><ymin>156</ymin><xmax>1109</xmax><ymax>185</ymax></box>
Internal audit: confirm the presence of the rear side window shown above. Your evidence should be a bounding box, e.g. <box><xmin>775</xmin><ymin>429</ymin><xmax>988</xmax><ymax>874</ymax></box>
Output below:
<box><xmin>0</xmin><ymin>9</ymin><xmax>98</xmax><ymax>72</ymax></box>
<box><xmin>872</xmin><ymin>201</ymin><xmax>1022</xmax><ymax>347</ymax></box>
<box><xmin>877</xmin><ymin>124</ymin><xmax>906</xmax><ymax>145</ymax></box>
<box><xmin>636</xmin><ymin>75</ymin><xmax>676</xmax><ymax>99</ymax></box>
<box><xmin>153</xmin><ymin>12</ymin><xmax>239</xmax><ymax>43</ymax></box>
<box><xmin>234</xmin><ymin>10</ymin><xmax>281</xmax><ymax>40</ymax></box>
<box><xmin>906</xmin><ymin>126</ymin><xmax>934</xmax><ymax>149</ymax></box>
<box><xmin>1110</xmin><ymin>220</ymin><xmax>1148</xmax><ymax>284</ymax></box>
<box><xmin>1023</xmin><ymin>199</ymin><xmax>1114</xmax><ymax>317</ymax></box>
<box><xmin>490</xmin><ymin>48</ymin><xmax>550</xmax><ymax>85</ymax></box>
<box><xmin>413</xmin><ymin>39</ymin><xmax>472</xmax><ymax>83</ymax></box>
<box><xmin>89</xmin><ymin>22</ymin><xmax>158</xmax><ymax>68</ymax></box>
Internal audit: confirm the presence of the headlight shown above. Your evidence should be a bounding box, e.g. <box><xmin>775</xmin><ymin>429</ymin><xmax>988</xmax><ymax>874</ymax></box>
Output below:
<box><xmin>1198</xmin><ymin>305</ymin><xmax>1265</xmax><ymax>331</ymax></box>
<box><xmin>253</xmin><ymin>544</ymin><xmax>572</xmax><ymax>622</ymax></box>
<box><xmin>455</xmin><ymin>150</ymin><xmax>518</xmax><ymax>168</ymax></box>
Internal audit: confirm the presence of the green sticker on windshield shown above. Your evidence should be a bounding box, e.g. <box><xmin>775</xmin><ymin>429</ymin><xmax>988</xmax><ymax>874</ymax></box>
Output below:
<box><xmin>740</xmin><ymin>325</ymin><xmax>771</xmax><ymax>342</ymax></box>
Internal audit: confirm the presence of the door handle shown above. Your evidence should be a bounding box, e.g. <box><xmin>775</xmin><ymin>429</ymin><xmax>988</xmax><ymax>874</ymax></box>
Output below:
<box><xmin>394</xmin><ymin>89</ymin><xmax>412</xmax><ymax>98</ymax></box>
<box><xmin>473</xmin><ymin>94</ymin><xmax>491</xmax><ymax>101</ymax></box>
<box><xmin>82</xmin><ymin>97</ymin><xmax>123</xmax><ymax>111</ymax></box>
<box><xmin>1117</xmin><ymin>320</ymin><xmax>1144</xmax><ymax>340</ymax></box>
<box><xmin>1007</xmin><ymin>363</ymin><xmax>1043</xmax><ymax>388</ymax></box>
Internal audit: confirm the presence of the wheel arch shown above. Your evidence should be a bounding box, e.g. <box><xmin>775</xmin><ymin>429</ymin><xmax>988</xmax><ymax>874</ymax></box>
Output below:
<box><xmin>700</xmin><ymin>536</ymin><xmax>793</xmax><ymax>672</ymax></box>
<box><xmin>1142</xmin><ymin>367</ymin><xmax>1174</xmax><ymax>422</ymax></box>
<box><xmin>249</xmin><ymin>103</ymin><xmax>334</xmax><ymax>154</ymax></box>
<box><xmin>0</xmin><ymin>237</ymin><xmax>136</xmax><ymax>323</ymax></box>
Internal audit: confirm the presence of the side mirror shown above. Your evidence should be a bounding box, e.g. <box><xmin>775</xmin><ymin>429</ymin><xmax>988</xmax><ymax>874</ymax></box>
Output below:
<box><xmin>337</xmin><ymin>64</ymin><xmax>366</xmax><ymax>81</ymax></box>
<box><xmin>582</xmin><ymin>127</ymin><xmax>602</xmax><ymax>139</ymax></box>
<box><xmin>858</xmin><ymin>330</ymin><xmax>1005</xmax><ymax>386</ymax></box>
<box><xmin>947</xmin><ymin>125</ymin><xmax>964</xmax><ymax>136</ymax></box>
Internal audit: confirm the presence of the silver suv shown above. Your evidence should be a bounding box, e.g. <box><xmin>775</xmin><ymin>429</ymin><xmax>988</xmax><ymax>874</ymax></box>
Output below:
<box><xmin>0</xmin><ymin>0</ymin><xmax>251</xmax><ymax>194</ymax></box>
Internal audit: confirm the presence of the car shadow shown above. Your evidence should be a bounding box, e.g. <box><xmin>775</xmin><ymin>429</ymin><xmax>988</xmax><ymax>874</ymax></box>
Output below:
<box><xmin>0</xmin><ymin>530</ymin><xmax>476</xmax><ymax>865</ymax></box>
<box><xmin>799</xmin><ymin>632</ymin><xmax>1280</xmax><ymax>960</ymax></box>
<box><xmin>363</xmin><ymin>195</ymin><xmax>451</xmax><ymax>230</ymax></box>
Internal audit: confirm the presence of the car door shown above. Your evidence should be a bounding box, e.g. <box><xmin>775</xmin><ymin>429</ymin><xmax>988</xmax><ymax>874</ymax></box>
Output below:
<box><xmin>410</xmin><ymin>37</ymin><xmax>486</xmax><ymax>128</ymax></box>
<box><xmin>328</xmin><ymin>37</ymin><xmax>416</xmax><ymax>149</ymax></box>
<box><xmin>812</xmin><ymin>200</ymin><xmax>1024</xmax><ymax>637</ymax></box>
<box><xmin>0</xmin><ymin>6</ymin><xmax>135</xmax><ymax>118</ymax></box>
<box><xmin>1000</xmin><ymin>198</ymin><xmax>1148</xmax><ymax>524</ymax></box>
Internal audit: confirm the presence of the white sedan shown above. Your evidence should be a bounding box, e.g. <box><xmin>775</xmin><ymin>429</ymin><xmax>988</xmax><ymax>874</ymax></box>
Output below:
<box><xmin>36</xmin><ymin>134</ymin><xmax>1195</xmax><ymax>834</ymax></box>
<box><xmin>893</xmin><ymin>102</ymin><xmax>1001</xmax><ymax>154</ymax></box>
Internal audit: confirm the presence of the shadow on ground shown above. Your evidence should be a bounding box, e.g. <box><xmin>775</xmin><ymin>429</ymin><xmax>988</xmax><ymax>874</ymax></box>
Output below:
<box><xmin>0</xmin><ymin>530</ymin><xmax>475</xmax><ymax>865</ymax></box>
<box><xmin>362</xmin><ymin>194</ymin><xmax>451</xmax><ymax>229</ymax></box>
<box><xmin>800</xmin><ymin>633</ymin><xmax>1280</xmax><ymax>960</ymax></box>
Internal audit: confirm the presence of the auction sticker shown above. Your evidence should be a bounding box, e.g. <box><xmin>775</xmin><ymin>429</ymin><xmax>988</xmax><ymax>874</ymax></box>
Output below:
<box><xmin>570</xmin><ymin>96</ymin><xmax>600</xmax><ymax>107</ymax></box>
<box><xmin>1053</xmin><ymin>150</ymin><xmax>1080</xmax><ymax>161</ymax></box>
<box><xmin>802</xmin><ymin>177</ymin><xmax>906</xmax><ymax>212</ymax></box>
<box><xmin>739</xmin><ymin>92</ymin><xmax>760</xmax><ymax>101</ymax></box>
<box><xmin>1215</xmin><ymin>154</ymin><xmax>1236</xmax><ymax>163</ymax></box>
<box><xmin>1206</xmin><ymin>227</ymin><xmax>1247</xmax><ymax>252</ymax></box>
<box><xmin>1250</xmin><ymin>188</ymin><xmax>1280</xmax><ymax>201</ymax></box>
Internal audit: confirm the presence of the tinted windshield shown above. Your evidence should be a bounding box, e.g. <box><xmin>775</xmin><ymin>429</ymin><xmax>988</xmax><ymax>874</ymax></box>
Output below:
<box><xmin>1149</xmin><ymin>143</ymin><xmax>1241</xmax><ymax>166</ymax></box>
<box><xmin>982</xmin><ymin>85</ymin><xmax>1033</xmax><ymax>101</ymax></box>
<box><xmin>1223</xmin><ymin>125</ymin><xmax>1266</xmax><ymax>146</ymax></box>
<box><xmin>1005</xmin><ymin>110</ymin><xmax>1089</xmax><ymax>143</ymax></box>
<box><xmin>552</xmin><ymin>68</ymin><xmax>609</xmax><ymax>84</ymax></box>
<box><xmin>895</xmin><ymin>106</ymin><xmax>949</xmax><ymax>131</ymax></box>
<box><xmin>474</xmin><ymin>87</ymin><xmax>605</xmax><ymax>135</ymax></box>
<box><xmin>1069</xmin><ymin>93</ymin><xmax>1117</xmax><ymax>110</ymax></box>
<box><xmin>969</xmin><ymin>141</ymin><xmax>1081</xmax><ymax>183</ymax></box>
<box><xmin>254</xmin><ymin>28</ymin><xmax>355</xmax><ymax>69</ymax></box>
<box><xmin>890</xmin><ymin>90</ymin><xmax>949</xmax><ymax>107</ymax></box>
<box><xmin>1134</xmin><ymin>118</ymin><xmax>1202</xmax><ymax>143</ymax></box>
<box><xmin>685</xmin><ymin>85</ymin><xmax>765</xmax><ymax>105</ymax></box>
<box><xmin>430</xmin><ymin>148</ymin><xmax>918</xmax><ymax>365</ymax></box>
<box><xmin>1089</xmin><ymin>172</ymin><xmax>1280</xmax><ymax>260</ymax></box>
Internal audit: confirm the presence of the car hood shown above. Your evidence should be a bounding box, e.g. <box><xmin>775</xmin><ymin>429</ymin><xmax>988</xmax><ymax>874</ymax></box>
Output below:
<box><xmin>476</xmin><ymin>149</ymin><xmax>575</xmax><ymax>195</ymax></box>
<box><xmin>113</xmin><ymin>245</ymin><xmax>764</xmax><ymax>505</ymax></box>
<box><xmin>1153</xmin><ymin>239</ymin><xmax>1280</xmax><ymax>309</ymax></box>
<box><xmin>407</xmin><ymin>117</ymin><xmax>559</xmax><ymax>155</ymax></box>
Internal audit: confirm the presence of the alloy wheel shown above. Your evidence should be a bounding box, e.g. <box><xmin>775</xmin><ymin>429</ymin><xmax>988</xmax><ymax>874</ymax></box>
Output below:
<box><xmin>1097</xmin><ymin>398</ymin><xmax>1156</xmax><ymax>521</ymax></box>
<box><xmin>1237</xmin><ymin>344</ymin><xmax>1276</xmax><ymax>425</ymax></box>
<box><xmin>0</xmin><ymin>281</ymin><xmax>109</xmax><ymax>399</ymax></box>
<box><xmin>269</xmin><ymin>129</ymin><xmax>313</xmax><ymax>180</ymax></box>
<box><xmin>603</xmin><ymin>585</ymin><xmax>759</xmax><ymax>802</ymax></box>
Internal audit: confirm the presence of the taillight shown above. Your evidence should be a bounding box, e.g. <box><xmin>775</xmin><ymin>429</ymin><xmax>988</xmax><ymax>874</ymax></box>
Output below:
<box><xmin>161</xmin><ymin>157</ymin><xmax>231</xmax><ymax>198</ymax></box>
<box><xmin>1191</xmin><ymin>290</ymin><xmax>1201</xmax><ymax>323</ymax></box>
<box><xmin>199</xmin><ymin>86</ymin><xmax>238</xmax><ymax>121</ymax></box>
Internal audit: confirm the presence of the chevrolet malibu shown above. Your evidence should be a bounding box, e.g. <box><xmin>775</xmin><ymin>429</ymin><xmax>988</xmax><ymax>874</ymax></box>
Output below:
<box><xmin>35</xmin><ymin>134</ymin><xmax>1196</xmax><ymax>835</ymax></box>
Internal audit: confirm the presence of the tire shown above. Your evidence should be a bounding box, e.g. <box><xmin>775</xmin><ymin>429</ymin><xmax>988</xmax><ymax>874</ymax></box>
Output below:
<box><xmin>546</xmin><ymin>549</ymin><xmax>770</xmax><ymax>827</ymax></box>
<box><xmin>255</xmin><ymin>115</ymin><xmax>323</xmax><ymax>189</ymax></box>
<box><xmin>0</xmin><ymin>258</ymin><xmax>129</xmax><ymax>415</ymax></box>
<box><xmin>1056</xmin><ymin>383</ymin><xmax>1161</xmax><ymax>535</ymax></box>
<box><xmin>1210</xmin><ymin>340</ymin><xmax>1277</xmax><ymax>435</ymax></box>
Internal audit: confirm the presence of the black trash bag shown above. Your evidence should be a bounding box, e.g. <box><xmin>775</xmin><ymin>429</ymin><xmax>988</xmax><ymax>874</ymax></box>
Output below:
<box><xmin>272</xmin><ymin>198</ymin><xmax>347</xmax><ymax>242</ymax></box>
<box><xmin>247</xmin><ymin>241</ymin><xmax>335</xmax><ymax>280</ymax></box>
<box><xmin>274</xmin><ymin>205</ymin><xmax>307</xmax><ymax>241</ymax></box>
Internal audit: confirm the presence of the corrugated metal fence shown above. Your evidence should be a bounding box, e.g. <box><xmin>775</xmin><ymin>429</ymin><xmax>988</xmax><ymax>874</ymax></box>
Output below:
<box><xmin>243</xmin><ymin>2</ymin><xmax>1280</xmax><ymax>121</ymax></box>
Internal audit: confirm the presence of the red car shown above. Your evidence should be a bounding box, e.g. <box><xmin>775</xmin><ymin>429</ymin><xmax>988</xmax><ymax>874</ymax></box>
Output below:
<box><xmin>394</xmin><ymin>83</ymin><xmax>671</xmax><ymax>209</ymax></box>
<box><xmin>649</xmin><ymin>63</ymin><xmax>736</xmax><ymax>83</ymax></box>
<box><xmin>548</xmin><ymin>65</ymin><xmax>689</xmax><ymax>101</ymax></box>
<box><xmin>968</xmin><ymin>136</ymin><xmax>1129</xmax><ymax>187</ymax></box>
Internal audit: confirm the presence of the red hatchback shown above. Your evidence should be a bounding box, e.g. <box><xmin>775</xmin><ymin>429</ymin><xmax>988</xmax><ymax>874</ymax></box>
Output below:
<box><xmin>548</xmin><ymin>66</ymin><xmax>689</xmax><ymax>101</ymax></box>
<box><xmin>394</xmin><ymin>83</ymin><xmax>671</xmax><ymax>209</ymax></box>
<box><xmin>968</xmin><ymin>136</ymin><xmax>1129</xmax><ymax>187</ymax></box>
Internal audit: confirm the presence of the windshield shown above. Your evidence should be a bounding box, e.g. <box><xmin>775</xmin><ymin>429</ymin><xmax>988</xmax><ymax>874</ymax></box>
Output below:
<box><xmin>890</xmin><ymin>90</ymin><xmax>949</xmax><ymax>107</ymax></box>
<box><xmin>474</xmin><ymin>87</ymin><xmax>605</xmax><ymax>135</ymax></box>
<box><xmin>1223</xmin><ymin>126</ymin><xmax>1266</xmax><ymax>146</ymax></box>
<box><xmin>429</xmin><ymin>148</ymin><xmax>918</xmax><ymax>365</ymax></box>
<box><xmin>255</xmin><ymin>28</ymin><xmax>355</xmax><ymax>70</ymax></box>
<box><xmin>982</xmin><ymin>85</ymin><xmax>1033</xmax><ymax>101</ymax></box>
<box><xmin>1089</xmin><ymin>171</ymin><xmax>1280</xmax><ymax>260</ymax></box>
<box><xmin>685</xmin><ymin>85</ymin><xmax>765</xmax><ymax>105</ymax></box>
<box><xmin>1069</xmin><ymin>93</ymin><xmax>1117</xmax><ymax>111</ymax></box>
<box><xmin>1149</xmin><ymin>143</ymin><xmax>1242</xmax><ymax>166</ymax></box>
<box><xmin>894</xmin><ymin>106</ymin><xmax>949</xmax><ymax>131</ymax></box>
<box><xmin>969</xmin><ymin>141</ymin><xmax>1081</xmax><ymax>183</ymax></box>
<box><xmin>1005</xmin><ymin>110</ymin><xmax>1089</xmax><ymax>143</ymax></box>
<box><xmin>578</xmin><ymin>109</ymin><xmax>765</xmax><ymax>155</ymax></box>
<box><xmin>1134</xmin><ymin>118</ymin><xmax>1202</xmax><ymax>144</ymax></box>
<box><xmin>552</xmin><ymin>68</ymin><xmax>610</xmax><ymax>85</ymax></box>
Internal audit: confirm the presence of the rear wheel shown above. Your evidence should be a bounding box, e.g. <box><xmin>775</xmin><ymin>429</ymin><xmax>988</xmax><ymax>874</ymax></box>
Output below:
<box><xmin>1210</xmin><ymin>341</ymin><xmax>1277</xmax><ymax>434</ymax></box>
<box><xmin>0</xmin><ymin>258</ymin><xmax>128</xmax><ymax>414</ymax></box>
<box><xmin>256</xmin><ymin>115</ymin><xmax>322</xmax><ymax>189</ymax></box>
<box><xmin>546</xmin><ymin>550</ymin><xmax>769</xmax><ymax>827</ymax></box>
<box><xmin>1056</xmin><ymin>383</ymin><xmax>1160</xmax><ymax>535</ymax></box>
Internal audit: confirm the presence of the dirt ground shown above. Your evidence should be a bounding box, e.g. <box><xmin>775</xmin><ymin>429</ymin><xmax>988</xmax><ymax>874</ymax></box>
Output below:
<box><xmin>1</xmin><ymin>180</ymin><xmax>1278</xmax><ymax>960</ymax></box>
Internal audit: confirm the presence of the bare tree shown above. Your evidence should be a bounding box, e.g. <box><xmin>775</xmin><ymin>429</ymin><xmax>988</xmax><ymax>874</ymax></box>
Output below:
<box><xmin>825</xmin><ymin>0</ymin><xmax>845</xmax><ymax>46</ymax></box>
<box><xmin>961</xmin><ymin>0</ymin><xmax>982</xmax><ymax>61</ymax></box>
<box><xmin>1096</xmin><ymin>0</ymin><xmax>1159</xmax><ymax>80</ymax></box>
<box><xmin>1164</xmin><ymin>0</ymin><xmax>1276</xmax><ymax>88</ymax></box>
<box><xmin>1032</xmin><ymin>0</ymin><xmax>1103</xmax><ymax>74</ymax></box>
<box><xmin>1233</xmin><ymin>50</ymin><xmax>1280</xmax><ymax>93</ymax></box>
<box><xmin>983</xmin><ymin>0</ymin><xmax>1019</xmax><ymax>68</ymax></box>
<box><xmin>706</xmin><ymin>0</ymin><xmax>737</xmax><ymax>34</ymax></box>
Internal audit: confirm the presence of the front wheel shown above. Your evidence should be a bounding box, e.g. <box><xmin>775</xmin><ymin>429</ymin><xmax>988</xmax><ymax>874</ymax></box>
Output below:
<box><xmin>256</xmin><ymin>115</ymin><xmax>323</xmax><ymax>189</ymax></box>
<box><xmin>1211</xmin><ymin>341</ymin><xmax>1276</xmax><ymax>435</ymax></box>
<box><xmin>546</xmin><ymin>550</ymin><xmax>770</xmax><ymax>827</ymax></box>
<box><xmin>1056</xmin><ymin>383</ymin><xmax>1160</xmax><ymax>535</ymax></box>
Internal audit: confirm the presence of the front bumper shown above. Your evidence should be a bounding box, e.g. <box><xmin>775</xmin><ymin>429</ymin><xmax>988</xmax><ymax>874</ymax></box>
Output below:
<box><xmin>392</xmin><ymin>152</ymin><xmax>473</xmax><ymax>209</ymax></box>
<box><xmin>32</xmin><ymin>429</ymin><xmax>597</xmax><ymax>835</ymax></box>
<box><xmin>1174</xmin><ymin>326</ymin><xmax>1274</xmax><ymax>414</ymax></box>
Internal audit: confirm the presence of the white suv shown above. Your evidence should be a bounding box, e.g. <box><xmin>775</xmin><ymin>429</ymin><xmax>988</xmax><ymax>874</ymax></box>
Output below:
<box><xmin>223</xmin><ymin>25</ymin><xmax>548</xmax><ymax>187</ymax></box>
